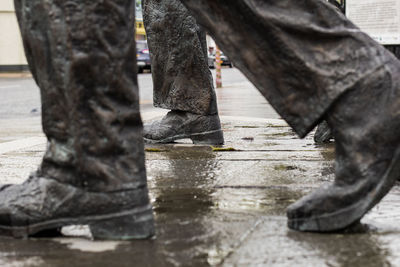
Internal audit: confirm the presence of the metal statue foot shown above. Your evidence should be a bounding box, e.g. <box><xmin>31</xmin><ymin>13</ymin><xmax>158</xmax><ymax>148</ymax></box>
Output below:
<box><xmin>0</xmin><ymin>175</ymin><xmax>154</xmax><ymax>240</ymax></box>
<box><xmin>287</xmin><ymin>58</ymin><xmax>400</xmax><ymax>232</ymax></box>
<box><xmin>314</xmin><ymin>121</ymin><xmax>333</xmax><ymax>144</ymax></box>
<box><xmin>143</xmin><ymin>111</ymin><xmax>224</xmax><ymax>145</ymax></box>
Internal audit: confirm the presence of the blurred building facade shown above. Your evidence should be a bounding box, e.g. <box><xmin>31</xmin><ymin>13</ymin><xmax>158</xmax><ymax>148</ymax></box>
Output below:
<box><xmin>0</xmin><ymin>0</ymin><xmax>146</xmax><ymax>72</ymax></box>
<box><xmin>0</xmin><ymin>0</ymin><xmax>27</xmax><ymax>72</ymax></box>
<box><xmin>135</xmin><ymin>0</ymin><xmax>146</xmax><ymax>41</ymax></box>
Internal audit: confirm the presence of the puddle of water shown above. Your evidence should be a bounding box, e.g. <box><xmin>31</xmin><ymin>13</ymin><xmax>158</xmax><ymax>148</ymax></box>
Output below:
<box><xmin>0</xmin><ymin>257</ymin><xmax>45</xmax><ymax>267</ymax></box>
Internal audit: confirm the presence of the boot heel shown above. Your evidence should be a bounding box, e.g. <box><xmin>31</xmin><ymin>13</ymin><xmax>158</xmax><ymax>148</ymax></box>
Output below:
<box><xmin>190</xmin><ymin>130</ymin><xmax>224</xmax><ymax>145</ymax></box>
<box><xmin>90</xmin><ymin>207</ymin><xmax>155</xmax><ymax>240</ymax></box>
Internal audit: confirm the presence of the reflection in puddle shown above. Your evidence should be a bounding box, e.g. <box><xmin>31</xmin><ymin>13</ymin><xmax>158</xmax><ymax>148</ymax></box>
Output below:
<box><xmin>148</xmin><ymin>147</ymin><xmax>221</xmax><ymax>265</ymax></box>
<box><xmin>287</xmin><ymin>230</ymin><xmax>392</xmax><ymax>267</ymax></box>
<box><xmin>0</xmin><ymin>256</ymin><xmax>45</xmax><ymax>267</ymax></box>
<box><xmin>212</xmin><ymin>187</ymin><xmax>304</xmax><ymax>216</ymax></box>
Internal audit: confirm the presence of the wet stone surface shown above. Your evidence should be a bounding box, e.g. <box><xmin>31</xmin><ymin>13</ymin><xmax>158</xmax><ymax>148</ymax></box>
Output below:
<box><xmin>0</xmin><ymin>117</ymin><xmax>399</xmax><ymax>266</ymax></box>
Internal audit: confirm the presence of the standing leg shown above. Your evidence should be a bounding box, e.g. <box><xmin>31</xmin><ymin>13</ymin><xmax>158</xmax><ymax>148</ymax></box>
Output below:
<box><xmin>0</xmin><ymin>0</ymin><xmax>154</xmax><ymax>239</ymax></box>
<box><xmin>179</xmin><ymin>0</ymin><xmax>400</xmax><ymax>231</ymax></box>
<box><xmin>142</xmin><ymin>0</ymin><xmax>224</xmax><ymax>145</ymax></box>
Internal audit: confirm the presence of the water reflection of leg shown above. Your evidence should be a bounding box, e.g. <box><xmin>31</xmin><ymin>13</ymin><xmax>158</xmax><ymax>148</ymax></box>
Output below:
<box><xmin>287</xmin><ymin>230</ymin><xmax>391</xmax><ymax>267</ymax></box>
<box><xmin>147</xmin><ymin>147</ymin><xmax>219</xmax><ymax>264</ymax></box>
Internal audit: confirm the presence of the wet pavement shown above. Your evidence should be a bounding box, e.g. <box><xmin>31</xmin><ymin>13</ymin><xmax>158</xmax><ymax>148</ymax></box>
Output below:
<box><xmin>1</xmin><ymin>71</ymin><xmax>400</xmax><ymax>266</ymax></box>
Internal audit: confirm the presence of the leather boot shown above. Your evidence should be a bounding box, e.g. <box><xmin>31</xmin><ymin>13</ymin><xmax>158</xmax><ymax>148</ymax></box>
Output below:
<box><xmin>143</xmin><ymin>111</ymin><xmax>224</xmax><ymax>145</ymax></box>
<box><xmin>287</xmin><ymin>55</ymin><xmax>400</xmax><ymax>231</ymax></box>
<box><xmin>4</xmin><ymin>0</ymin><xmax>155</xmax><ymax>239</ymax></box>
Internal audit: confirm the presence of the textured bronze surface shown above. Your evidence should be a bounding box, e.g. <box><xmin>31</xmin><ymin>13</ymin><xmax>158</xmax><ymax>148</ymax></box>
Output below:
<box><xmin>180</xmin><ymin>0</ymin><xmax>390</xmax><ymax>138</ymax></box>
<box><xmin>179</xmin><ymin>0</ymin><xmax>400</xmax><ymax>231</ymax></box>
<box><xmin>5</xmin><ymin>0</ymin><xmax>400</xmax><ymax>236</ymax></box>
<box><xmin>3</xmin><ymin>0</ymin><xmax>155</xmax><ymax>239</ymax></box>
<box><xmin>143</xmin><ymin>0</ymin><xmax>217</xmax><ymax>115</ymax></box>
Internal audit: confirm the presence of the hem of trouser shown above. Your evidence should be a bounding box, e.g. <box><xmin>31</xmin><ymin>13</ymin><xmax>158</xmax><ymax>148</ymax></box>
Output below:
<box><xmin>284</xmin><ymin>86</ymin><xmax>353</xmax><ymax>139</ymax></box>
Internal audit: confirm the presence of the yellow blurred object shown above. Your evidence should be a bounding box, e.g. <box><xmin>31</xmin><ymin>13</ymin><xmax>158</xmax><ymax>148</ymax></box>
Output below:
<box><xmin>136</xmin><ymin>19</ymin><xmax>146</xmax><ymax>38</ymax></box>
<box><xmin>335</xmin><ymin>0</ymin><xmax>344</xmax><ymax>5</ymax></box>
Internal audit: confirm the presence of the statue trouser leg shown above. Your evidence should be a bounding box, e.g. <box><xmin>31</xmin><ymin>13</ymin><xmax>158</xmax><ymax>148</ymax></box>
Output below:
<box><xmin>312</xmin><ymin>0</ymin><xmax>343</xmax><ymax>145</ymax></box>
<box><xmin>142</xmin><ymin>0</ymin><xmax>224</xmax><ymax>145</ymax></box>
<box><xmin>179</xmin><ymin>0</ymin><xmax>400</xmax><ymax>231</ymax></box>
<box><xmin>2</xmin><ymin>0</ymin><xmax>155</xmax><ymax>239</ymax></box>
<box><xmin>315</xmin><ymin>44</ymin><xmax>400</xmax><ymax>144</ymax></box>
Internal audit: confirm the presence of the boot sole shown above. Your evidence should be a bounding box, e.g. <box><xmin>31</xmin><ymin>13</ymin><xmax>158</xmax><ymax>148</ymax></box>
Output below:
<box><xmin>0</xmin><ymin>204</ymin><xmax>155</xmax><ymax>240</ymax></box>
<box><xmin>288</xmin><ymin>148</ymin><xmax>400</xmax><ymax>232</ymax></box>
<box><xmin>144</xmin><ymin>129</ymin><xmax>224</xmax><ymax>145</ymax></box>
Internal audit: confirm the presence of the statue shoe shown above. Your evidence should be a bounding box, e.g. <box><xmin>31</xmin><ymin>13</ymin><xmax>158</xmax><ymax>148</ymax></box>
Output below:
<box><xmin>287</xmin><ymin>59</ymin><xmax>400</xmax><ymax>232</ymax></box>
<box><xmin>314</xmin><ymin>121</ymin><xmax>333</xmax><ymax>144</ymax></box>
<box><xmin>143</xmin><ymin>111</ymin><xmax>224</xmax><ymax>145</ymax></box>
<box><xmin>0</xmin><ymin>175</ymin><xmax>154</xmax><ymax>240</ymax></box>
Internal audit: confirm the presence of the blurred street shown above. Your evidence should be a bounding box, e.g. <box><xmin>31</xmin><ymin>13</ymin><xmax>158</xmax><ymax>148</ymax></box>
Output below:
<box><xmin>0</xmin><ymin>68</ymin><xmax>278</xmax><ymax>145</ymax></box>
<box><xmin>0</xmin><ymin>68</ymin><xmax>277</xmax><ymax>121</ymax></box>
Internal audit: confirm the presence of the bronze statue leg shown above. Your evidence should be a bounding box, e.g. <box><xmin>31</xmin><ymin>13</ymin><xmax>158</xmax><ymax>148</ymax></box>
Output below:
<box><xmin>142</xmin><ymin>0</ymin><xmax>224</xmax><ymax>144</ymax></box>
<box><xmin>179</xmin><ymin>0</ymin><xmax>400</xmax><ymax>232</ymax></box>
<box><xmin>0</xmin><ymin>0</ymin><xmax>155</xmax><ymax>239</ymax></box>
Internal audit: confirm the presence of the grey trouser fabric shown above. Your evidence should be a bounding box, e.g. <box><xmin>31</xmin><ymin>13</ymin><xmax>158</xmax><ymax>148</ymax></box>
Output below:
<box><xmin>143</xmin><ymin>0</ymin><xmax>217</xmax><ymax>115</ymax></box>
<box><xmin>386</xmin><ymin>46</ymin><xmax>400</xmax><ymax>59</ymax></box>
<box><xmin>179</xmin><ymin>0</ymin><xmax>393</xmax><ymax>137</ymax></box>
<box><xmin>15</xmin><ymin>0</ymin><xmax>146</xmax><ymax>192</ymax></box>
